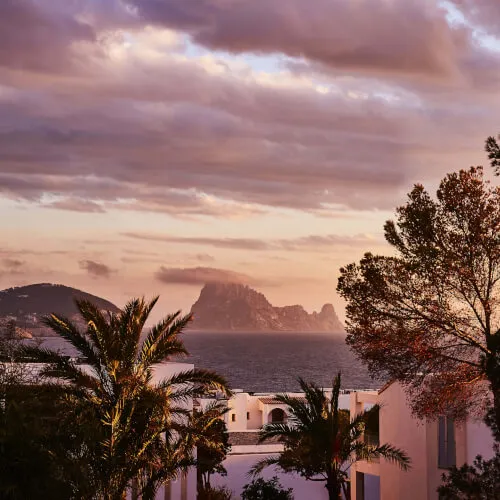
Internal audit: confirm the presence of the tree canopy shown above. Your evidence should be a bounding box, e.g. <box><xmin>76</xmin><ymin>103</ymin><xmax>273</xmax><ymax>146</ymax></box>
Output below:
<box><xmin>486</xmin><ymin>135</ymin><xmax>500</xmax><ymax>175</ymax></box>
<box><xmin>15</xmin><ymin>297</ymin><xmax>229</xmax><ymax>499</ymax></box>
<box><xmin>337</xmin><ymin>166</ymin><xmax>500</xmax><ymax>441</ymax></box>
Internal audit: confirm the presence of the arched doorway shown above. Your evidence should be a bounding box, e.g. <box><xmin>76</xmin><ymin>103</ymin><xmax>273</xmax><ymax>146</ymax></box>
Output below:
<box><xmin>269</xmin><ymin>407</ymin><xmax>286</xmax><ymax>423</ymax></box>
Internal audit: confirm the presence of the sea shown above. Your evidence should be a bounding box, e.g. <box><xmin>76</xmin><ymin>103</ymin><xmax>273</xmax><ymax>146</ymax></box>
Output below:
<box><xmin>37</xmin><ymin>331</ymin><xmax>379</xmax><ymax>392</ymax></box>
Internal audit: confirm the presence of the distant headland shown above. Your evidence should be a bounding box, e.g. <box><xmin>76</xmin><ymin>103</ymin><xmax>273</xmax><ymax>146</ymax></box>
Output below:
<box><xmin>190</xmin><ymin>282</ymin><xmax>344</xmax><ymax>333</ymax></box>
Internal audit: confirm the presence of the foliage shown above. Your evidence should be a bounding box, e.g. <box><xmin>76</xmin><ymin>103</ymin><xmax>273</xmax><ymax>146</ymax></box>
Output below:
<box><xmin>250</xmin><ymin>373</ymin><xmax>410</xmax><ymax>500</ymax></box>
<box><xmin>18</xmin><ymin>297</ymin><xmax>229</xmax><ymax>500</ymax></box>
<box><xmin>0</xmin><ymin>362</ymin><xmax>76</xmax><ymax>498</ymax></box>
<box><xmin>0</xmin><ymin>320</ymin><xmax>19</xmax><ymax>361</ymax></box>
<box><xmin>198</xmin><ymin>484</ymin><xmax>234</xmax><ymax>500</ymax></box>
<box><xmin>195</xmin><ymin>402</ymin><xmax>231</xmax><ymax>490</ymax></box>
<box><xmin>337</xmin><ymin>167</ymin><xmax>500</xmax><ymax>441</ymax></box>
<box><xmin>438</xmin><ymin>446</ymin><xmax>500</xmax><ymax>499</ymax></box>
<box><xmin>486</xmin><ymin>135</ymin><xmax>500</xmax><ymax>175</ymax></box>
<box><xmin>241</xmin><ymin>477</ymin><xmax>293</xmax><ymax>500</ymax></box>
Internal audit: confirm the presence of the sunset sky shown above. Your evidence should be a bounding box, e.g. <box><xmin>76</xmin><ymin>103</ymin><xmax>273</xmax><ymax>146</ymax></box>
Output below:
<box><xmin>1</xmin><ymin>0</ymin><xmax>499</xmax><ymax>321</ymax></box>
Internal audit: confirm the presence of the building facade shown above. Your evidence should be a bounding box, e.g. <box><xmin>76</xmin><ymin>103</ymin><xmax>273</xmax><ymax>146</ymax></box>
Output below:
<box><xmin>350</xmin><ymin>382</ymin><xmax>495</xmax><ymax>500</ymax></box>
<box><xmin>199</xmin><ymin>388</ymin><xmax>360</xmax><ymax>499</ymax></box>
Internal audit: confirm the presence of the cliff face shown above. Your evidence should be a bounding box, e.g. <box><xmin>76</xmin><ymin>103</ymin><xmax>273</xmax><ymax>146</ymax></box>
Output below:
<box><xmin>190</xmin><ymin>283</ymin><xmax>344</xmax><ymax>332</ymax></box>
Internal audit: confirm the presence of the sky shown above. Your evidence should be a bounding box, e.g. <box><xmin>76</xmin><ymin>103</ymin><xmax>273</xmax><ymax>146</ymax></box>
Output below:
<box><xmin>0</xmin><ymin>0</ymin><xmax>499</xmax><ymax>322</ymax></box>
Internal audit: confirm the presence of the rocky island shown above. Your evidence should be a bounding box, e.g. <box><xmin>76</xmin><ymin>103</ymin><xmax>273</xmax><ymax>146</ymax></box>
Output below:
<box><xmin>190</xmin><ymin>282</ymin><xmax>344</xmax><ymax>332</ymax></box>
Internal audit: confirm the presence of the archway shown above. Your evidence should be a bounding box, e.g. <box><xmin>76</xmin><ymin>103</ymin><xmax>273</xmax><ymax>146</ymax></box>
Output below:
<box><xmin>269</xmin><ymin>407</ymin><xmax>286</xmax><ymax>423</ymax></box>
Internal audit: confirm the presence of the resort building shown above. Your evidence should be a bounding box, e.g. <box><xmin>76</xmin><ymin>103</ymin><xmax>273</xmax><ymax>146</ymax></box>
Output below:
<box><xmin>198</xmin><ymin>388</ymin><xmax>371</xmax><ymax>499</ymax></box>
<box><xmin>350</xmin><ymin>382</ymin><xmax>495</xmax><ymax>500</ymax></box>
<box><xmin>13</xmin><ymin>358</ymin><xmax>495</xmax><ymax>499</ymax></box>
<box><xmin>200</xmin><ymin>382</ymin><xmax>495</xmax><ymax>500</ymax></box>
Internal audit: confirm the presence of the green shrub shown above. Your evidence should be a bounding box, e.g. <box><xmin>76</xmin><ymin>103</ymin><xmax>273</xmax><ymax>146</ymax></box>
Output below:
<box><xmin>241</xmin><ymin>477</ymin><xmax>293</xmax><ymax>500</ymax></box>
<box><xmin>198</xmin><ymin>485</ymin><xmax>233</xmax><ymax>499</ymax></box>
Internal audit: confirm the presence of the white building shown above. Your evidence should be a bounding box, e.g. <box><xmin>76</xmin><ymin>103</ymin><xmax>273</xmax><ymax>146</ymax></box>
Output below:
<box><xmin>199</xmin><ymin>388</ymin><xmax>367</xmax><ymax>499</ymax></box>
<box><xmin>350</xmin><ymin>381</ymin><xmax>495</xmax><ymax>500</ymax></box>
<box><xmin>200</xmin><ymin>383</ymin><xmax>495</xmax><ymax>500</ymax></box>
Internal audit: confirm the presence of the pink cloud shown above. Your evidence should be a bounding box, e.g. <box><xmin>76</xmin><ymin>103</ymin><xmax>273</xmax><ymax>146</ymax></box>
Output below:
<box><xmin>79</xmin><ymin>260</ymin><xmax>113</xmax><ymax>279</ymax></box>
<box><xmin>0</xmin><ymin>0</ymin><xmax>497</xmax><ymax>219</ymax></box>
<box><xmin>124</xmin><ymin>232</ymin><xmax>385</xmax><ymax>252</ymax></box>
<box><xmin>0</xmin><ymin>0</ymin><xmax>96</xmax><ymax>71</ymax></box>
<box><xmin>129</xmin><ymin>0</ymin><xmax>466</xmax><ymax>79</ymax></box>
<box><xmin>155</xmin><ymin>266</ymin><xmax>256</xmax><ymax>286</ymax></box>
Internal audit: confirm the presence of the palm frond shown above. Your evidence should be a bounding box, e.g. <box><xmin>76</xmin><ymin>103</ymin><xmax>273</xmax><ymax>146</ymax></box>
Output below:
<box><xmin>42</xmin><ymin>313</ymin><xmax>102</xmax><ymax>373</ymax></box>
<box><xmin>75</xmin><ymin>299</ymin><xmax>114</xmax><ymax>365</ymax></box>
<box><xmin>18</xmin><ymin>345</ymin><xmax>100</xmax><ymax>391</ymax></box>
<box><xmin>156</xmin><ymin>369</ymin><xmax>229</xmax><ymax>398</ymax></box>
<box><xmin>248</xmin><ymin>455</ymin><xmax>281</xmax><ymax>477</ymax></box>
<box><xmin>371</xmin><ymin>443</ymin><xmax>411</xmax><ymax>471</ymax></box>
<box><xmin>259</xmin><ymin>423</ymin><xmax>298</xmax><ymax>443</ymax></box>
<box><xmin>138</xmin><ymin>311</ymin><xmax>191</xmax><ymax>368</ymax></box>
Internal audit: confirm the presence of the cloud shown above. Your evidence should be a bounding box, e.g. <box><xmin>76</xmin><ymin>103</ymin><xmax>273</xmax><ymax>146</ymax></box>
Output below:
<box><xmin>46</xmin><ymin>198</ymin><xmax>106</xmax><ymax>213</ymax></box>
<box><xmin>0</xmin><ymin>70</ymin><xmax>413</xmax><ymax>213</ymax></box>
<box><xmin>3</xmin><ymin>258</ymin><xmax>25</xmax><ymax>274</ymax></box>
<box><xmin>449</xmin><ymin>1</ymin><xmax>500</xmax><ymax>36</ymax></box>
<box><xmin>0</xmin><ymin>0</ymin><xmax>498</xmax><ymax>219</ymax></box>
<box><xmin>123</xmin><ymin>232</ymin><xmax>270</xmax><ymax>250</ymax></box>
<box><xmin>0</xmin><ymin>0</ymin><xmax>97</xmax><ymax>71</ymax></box>
<box><xmin>128</xmin><ymin>0</ymin><xmax>466</xmax><ymax>80</ymax></box>
<box><xmin>155</xmin><ymin>266</ymin><xmax>256</xmax><ymax>286</ymax></box>
<box><xmin>123</xmin><ymin>232</ymin><xmax>385</xmax><ymax>252</ymax></box>
<box><xmin>195</xmin><ymin>253</ymin><xmax>215</xmax><ymax>263</ymax></box>
<box><xmin>79</xmin><ymin>259</ymin><xmax>113</xmax><ymax>278</ymax></box>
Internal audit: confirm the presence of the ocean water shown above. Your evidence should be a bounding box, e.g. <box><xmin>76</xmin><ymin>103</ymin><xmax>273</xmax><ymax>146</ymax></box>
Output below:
<box><xmin>38</xmin><ymin>332</ymin><xmax>378</xmax><ymax>392</ymax></box>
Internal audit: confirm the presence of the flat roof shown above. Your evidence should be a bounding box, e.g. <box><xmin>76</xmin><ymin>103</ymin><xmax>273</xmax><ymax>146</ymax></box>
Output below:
<box><xmin>258</xmin><ymin>396</ymin><xmax>307</xmax><ymax>405</ymax></box>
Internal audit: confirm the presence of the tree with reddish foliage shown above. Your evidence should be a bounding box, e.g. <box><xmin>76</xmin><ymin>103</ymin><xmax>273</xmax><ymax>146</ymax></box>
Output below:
<box><xmin>486</xmin><ymin>135</ymin><xmax>500</xmax><ymax>175</ymax></box>
<box><xmin>337</xmin><ymin>166</ymin><xmax>500</xmax><ymax>442</ymax></box>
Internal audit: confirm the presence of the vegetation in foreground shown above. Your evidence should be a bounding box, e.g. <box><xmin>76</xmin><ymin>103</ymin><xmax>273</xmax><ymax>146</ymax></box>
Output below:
<box><xmin>241</xmin><ymin>477</ymin><xmax>293</xmax><ymax>500</ymax></box>
<box><xmin>338</xmin><ymin>165</ymin><xmax>500</xmax><ymax>439</ymax></box>
<box><xmin>438</xmin><ymin>446</ymin><xmax>500</xmax><ymax>500</ymax></box>
<box><xmin>195</xmin><ymin>402</ymin><xmax>231</xmax><ymax>491</ymax></box>
<box><xmin>1</xmin><ymin>297</ymin><xmax>230</xmax><ymax>499</ymax></box>
<box><xmin>251</xmin><ymin>373</ymin><xmax>410</xmax><ymax>500</ymax></box>
<box><xmin>339</xmin><ymin>137</ymin><xmax>500</xmax><ymax>497</ymax></box>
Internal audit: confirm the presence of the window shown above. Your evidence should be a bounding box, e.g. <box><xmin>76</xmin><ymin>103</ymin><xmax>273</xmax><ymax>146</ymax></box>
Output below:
<box><xmin>438</xmin><ymin>416</ymin><xmax>456</xmax><ymax>468</ymax></box>
<box><xmin>247</xmin><ymin>412</ymin><xmax>250</xmax><ymax>420</ymax></box>
<box><xmin>231</xmin><ymin>414</ymin><xmax>236</xmax><ymax>422</ymax></box>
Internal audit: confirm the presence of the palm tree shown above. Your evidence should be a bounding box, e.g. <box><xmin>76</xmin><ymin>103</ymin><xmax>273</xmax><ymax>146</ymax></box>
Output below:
<box><xmin>193</xmin><ymin>401</ymin><xmax>231</xmax><ymax>491</ymax></box>
<box><xmin>139</xmin><ymin>400</ymin><xmax>231</xmax><ymax>499</ymax></box>
<box><xmin>250</xmin><ymin>373</ymin><xmax>410</xmax><ymax>500</ymax></box>
<box><xmin>21</xmin><ymin>297</ymin><xmax>229</xmax><ymax>500</ymax></box>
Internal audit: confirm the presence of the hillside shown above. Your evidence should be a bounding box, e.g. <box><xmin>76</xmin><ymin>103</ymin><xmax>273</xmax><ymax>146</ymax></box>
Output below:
<box><xmin>0</xmin><ymin>283</ymin><xmax>120</xmax><ymax>337</ymax></box>
<box><xmin>190</xmin><ymin>282</ymin><xmax>344</xmax><ymax>332</ymax></box>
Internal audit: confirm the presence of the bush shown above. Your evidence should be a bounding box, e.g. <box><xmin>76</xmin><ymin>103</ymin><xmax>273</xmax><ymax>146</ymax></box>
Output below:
<box><xmin>241</xmin><ymin>477</ymin><xmax>293</xmax><ymax>500</ymax></box>
<box><xmin>438</xmin><ymin>447</ymin><xmax>500</xmax><ymax>499</ymax></box>
<box><xmin>198</xmin><ymin>485</ymin><xmax>233</xmax><ymax>500</ymax></box>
